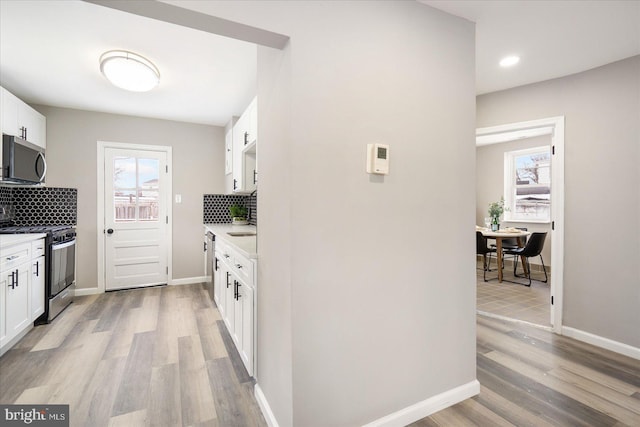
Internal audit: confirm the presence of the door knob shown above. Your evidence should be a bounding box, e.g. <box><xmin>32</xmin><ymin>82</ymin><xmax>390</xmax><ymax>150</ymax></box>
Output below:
<box><xmin>106</xmin><ymin>228</ymin><xmax>114</xmax><ymax>234</ymax></box>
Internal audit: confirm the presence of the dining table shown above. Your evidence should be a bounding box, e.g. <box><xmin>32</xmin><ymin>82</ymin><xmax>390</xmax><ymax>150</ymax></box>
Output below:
<box><xmin>479</xmin><ymin>228</ymin><xmax>531</xmax><ymax>282</ymax></box>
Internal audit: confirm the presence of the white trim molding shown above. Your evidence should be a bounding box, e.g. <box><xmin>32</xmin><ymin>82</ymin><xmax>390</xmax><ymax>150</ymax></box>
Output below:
<box><xmin>171</xmin><ymin>276</ymin><xmax>207</xmax><ymax>286</ymax></box>
<box><xmin>74</xmin><ymin>287</ymin><xmax>101</xmax><ymax>296</ymax></box>
<box><xmin>255</xmin><ymin>384</ymin><xmax>280</xmax><ymax>427</ymax></box>
<box><xmin>362</xmin><ymin>380</ymin><xmax>480</xmax><ymax>427</ymax></box>
<box><xmin>562</xmin><ymin>326</ymin><xmax>640</xmax><ymax>361</ymax></box>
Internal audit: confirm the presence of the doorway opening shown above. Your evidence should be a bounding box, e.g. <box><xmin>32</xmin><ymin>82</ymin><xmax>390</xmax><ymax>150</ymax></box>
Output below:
<box><xmin>475</xmin><ymin>117</ymin><xmax>564</xmax><ymax>333</ymax></box>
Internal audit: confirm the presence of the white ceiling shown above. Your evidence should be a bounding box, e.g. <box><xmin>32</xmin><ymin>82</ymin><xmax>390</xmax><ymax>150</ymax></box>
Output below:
<box><xmin>0</xmin><ymin>0</ymin><xmax>256</xmax><ymax>127</ymax></box>
<box><xmin>1</xmin><ymin>1</ymin><xmax>638</xmax><ymax>126</ymax></box>
<box><xmin>422</xmin><ymin>0</ymin><xmax>640</xmax><ymax>94</ymax></box>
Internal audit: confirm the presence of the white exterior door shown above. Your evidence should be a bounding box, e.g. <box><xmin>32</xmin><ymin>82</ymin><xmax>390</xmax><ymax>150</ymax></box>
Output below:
<box><xmin>104</xmin><ymin>148</ymin><xmax>168</xmax><ymax>291</ymax></box>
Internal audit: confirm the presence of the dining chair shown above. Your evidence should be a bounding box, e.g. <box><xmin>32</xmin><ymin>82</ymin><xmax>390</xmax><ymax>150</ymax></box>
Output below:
<box><xmin>496</xmin><ymin>227</ymin><xmax>528</xmax><ymax>268</ymax></box>
<box><xmin>476</xmin><ymin>231</ymin><xmax>496</xmax><ymax>282</ymax></box>
<box><xmin>503</xmin><ymin>232</ymin><xmax>548</xmax><ymax>286</ymax></box>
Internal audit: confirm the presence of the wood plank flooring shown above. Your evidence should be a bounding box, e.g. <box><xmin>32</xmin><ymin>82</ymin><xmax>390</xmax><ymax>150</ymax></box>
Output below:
<box><xmin>2</xmin><ymin>284</ymin><xmax>639</xmax><ymax>426</ymax></box>
<box><xmin>0</xmin><ymin>283</ymin><xmax>266</xmax><ymax>427</ymax></box>
<box><xmin>413</xmin><ymin>316</ymin><xmax>640</xmax><ymax>426</ymax></box>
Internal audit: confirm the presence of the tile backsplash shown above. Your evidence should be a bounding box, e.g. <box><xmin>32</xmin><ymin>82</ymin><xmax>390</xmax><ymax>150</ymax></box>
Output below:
<box><xmin>0</xmin><ymin>186</ymin><xmax>78</xmax><ymax>226</ymax></box>
<box><xmin>203</xmin><ymin>193</ymin><xmax>257</xmax><ymax>225</ymax></box>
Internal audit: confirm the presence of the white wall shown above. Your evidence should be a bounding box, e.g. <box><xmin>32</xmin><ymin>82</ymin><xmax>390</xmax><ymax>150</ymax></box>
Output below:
<box><xmin>33</xmin><ymin>105</ymin><xmax>224</xmax><ymax>288</ymax></box>
<box><xmin>177</xmin><ymin>2</ymin><xmax>476</xmax><ymax>426</ymax></box>
<box><xmin>109</xmin><ymin>1</ymin><xmax>477</xmax><ymax>425</ymax></box>
<box><xmin>476</xmin><ymin>135</ymin><xmax>553</xmax><ymax>266</ymax></box>
<box><xmin>477</xmin><ymin>56</ymin><xmax>640</xmax><ymax>348</ymax></box>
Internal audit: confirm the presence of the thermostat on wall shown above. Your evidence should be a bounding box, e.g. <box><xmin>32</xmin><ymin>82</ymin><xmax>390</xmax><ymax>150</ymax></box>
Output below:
<box><xmin>366</xmin><ymin>143</ymin><xmax>389</xmax><ymax>175</ymax></box>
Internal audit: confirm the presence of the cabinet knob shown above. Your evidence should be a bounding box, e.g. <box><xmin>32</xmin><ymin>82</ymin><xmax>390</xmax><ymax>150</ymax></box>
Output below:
<box><xmin>235</xmin><ymin>264</ymin><xmax>242</xmax><ymax>269</ymax></box>
<box><xmin>106</xmin><ymin>228</ymin><xmax>114</xmax><ymax>234</ymax></box>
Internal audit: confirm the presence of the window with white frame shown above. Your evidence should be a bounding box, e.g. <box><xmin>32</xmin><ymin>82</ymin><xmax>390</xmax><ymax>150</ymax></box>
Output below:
<box><xmin>504</xmin><ymin>146</ymin><xmax>551</xmax><ymax>222</ymax></box>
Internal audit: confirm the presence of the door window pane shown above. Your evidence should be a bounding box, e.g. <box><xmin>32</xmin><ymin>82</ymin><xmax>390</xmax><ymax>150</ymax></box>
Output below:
<box><xmin>114</xmin><ymin>190</ymin><xmax>137</xmax><ymax>222</ymax></box>
<box><xmin>138</xmin><ymin>190</ymin><xmax>159</xmax><ymax>221</ymax></box>
<box><xmin>114</xmin><ymin>157</ymin><xmax>136</xmax><ymax>189</ymax></box>
<box><xmin>139</xmin><ymin>158</ymin><xmax>159</xmax><ymax>189</ymax></box>
<box><xmin>113</xmin><ymin>156</ymin><xmax>160</xmax><ymax>222</ymax></box>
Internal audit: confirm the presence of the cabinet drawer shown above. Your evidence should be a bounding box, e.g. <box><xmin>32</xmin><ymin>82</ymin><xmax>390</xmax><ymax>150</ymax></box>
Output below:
<box><xmin>31</xmin><ymin>239</ymin><xmax>45</xmax><ymax>258</ymax></box>
<box><xmin>231</xmin><ymin>253</ymin><xmax>254</xmax><ymax>286</ymax></box>
<box><xmin>216</xmin><ymin>240</ymin><xmax>233</xmax><ymax>264</ymax></box>
<box><xmin>1</xmin><ymin>243</ymin><xmax>31</xmax><ymax>271</ymax></box>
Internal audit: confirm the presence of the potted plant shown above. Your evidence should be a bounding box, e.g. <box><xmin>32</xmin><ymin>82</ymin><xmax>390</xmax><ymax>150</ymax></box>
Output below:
<box><xmin>229</xmin><ymin>204</ymin><xmax>248</xmax><ymax>225</ymax></box>
<box><xmin>488</xmin><ymin>197</ymin><xmax>505</xmax><ymax>231</ymax></box>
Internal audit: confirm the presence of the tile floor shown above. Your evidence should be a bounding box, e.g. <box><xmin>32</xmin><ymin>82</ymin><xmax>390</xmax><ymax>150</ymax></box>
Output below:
<box><xmin>476</xmin><ymin>259</ymin><xmax>550</xmax><ymax>326</ymax></box>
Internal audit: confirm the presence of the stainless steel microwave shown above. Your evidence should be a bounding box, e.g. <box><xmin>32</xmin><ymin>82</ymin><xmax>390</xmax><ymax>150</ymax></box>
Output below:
<box><xmin>2</xmin><ymin>134</ymin><xmax>46</xmax><ymax>184</ymax></box>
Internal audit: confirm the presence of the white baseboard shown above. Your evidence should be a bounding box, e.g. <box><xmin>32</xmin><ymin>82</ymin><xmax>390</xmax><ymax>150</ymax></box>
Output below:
<box><xmin>562</xmin><ymin>326</ymin><xmax>640</xmax><ymax>360</ymax></box>
<box><xmin>171</xmin><ymin>276</ymin><xmax>206</xmax><ymax>286</ymax></box>
<box><xmin>255</xmin><ymin>384</ymin><xmax>280</xmax><ymax>427</ymax></box>
<box><xmin>363</xmin><ymin>380</ymin><xmax>480</xmax><ymax>427</ymax></box>
<box><xmin>74</xmin><ymin>287</ymin><xmax>101</xmax><ymax>296</ymax></box>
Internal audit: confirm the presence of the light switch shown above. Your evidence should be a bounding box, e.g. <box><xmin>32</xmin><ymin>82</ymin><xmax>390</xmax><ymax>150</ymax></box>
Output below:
<box><xmin>175</xmin><ymin>194</ymin><xmax>182</xmax><ymax>203</ymax></box>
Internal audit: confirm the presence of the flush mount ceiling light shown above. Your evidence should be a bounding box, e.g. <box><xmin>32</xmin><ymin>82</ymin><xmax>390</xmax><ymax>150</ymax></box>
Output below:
<box><xmin>100</xmin><ymin>50</ymin><xmax>160</xmax><ymax>92</ymax></box>
<box><xmin>499</xmin><ymin>55</ymin><xmax>520</xmax><ymax>68</ymax></box>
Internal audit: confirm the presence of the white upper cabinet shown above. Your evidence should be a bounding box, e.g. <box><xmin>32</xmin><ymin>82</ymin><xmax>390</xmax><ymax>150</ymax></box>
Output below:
<box><xmin>231</xmin><ymin>97</ymin><xmax>257</xmax><ymax>193</ymax></box>
<box><xmin>1</xmin><ymin>86</ymin><xmax>46</xmax><ymax>149</ymax></box>
<box><xmin>225</xmin><ymin>126</ymin><xmax>233</xmax><ymax>175</ymax></box>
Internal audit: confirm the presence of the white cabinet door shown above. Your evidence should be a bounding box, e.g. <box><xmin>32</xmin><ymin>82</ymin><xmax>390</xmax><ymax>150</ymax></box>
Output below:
<box><xmin>6</xmin><ymin>262</ymin><xmax>31</xmax><ymax>342</ymax></box>
<box><xmin>223</xmin><ymin>267</ymin><xmax>236</xmax><ymax>333</ymax></box>
<box><xmin>231</xmin><ymin>97</ymin><xmax>258</xmax><ymax>194</ymax></box>
<box><xmin>1</xmin><ymin>87</ymin><xmax>20</xmax><ymax>137</ymax></box>
<box><xmin>213</xmin><ymin>254</ymin><xmax>222</xmax><ymax>307</ymax></box>
<box><xmin>0</xmin><ymin>269</ymin><xmax>8</xmax><ymax>347</ymax></box>
<box><xmin>225</xmin><ymin>127</ymin><xmax>233</xmax><ymax>175</ymax></box>
<box><xmin>232</xmin><ymin>277</ymin><xmax>243</xmax><ymax>346</ymax></box>
<box><xmin>247</xmin><ymin>97</ymin><xmax>257</xmax><ymax>146</ymax></box>
<box><xmin>30</xmin><ymin>255</ymin><xmax>45</xmax><ymax>320</ymax></box>
<box><xmin>19</xmin><ymin>103</ymin><xmax>46</xmax><ymax>149</ymax></box>
<box><xmin>239</xmin><ymin>282</ymin><xmax>254</xmax><ymax>375</ymax></box>
<box><xmin>232</xmin><ymin>113</ymin><xmax>246</xmax><ymax>193</ymax></box>
<box><xmin>0</xmin><ymin>87</ymin><xmax>46</xmax><ymax>148</ymax></box>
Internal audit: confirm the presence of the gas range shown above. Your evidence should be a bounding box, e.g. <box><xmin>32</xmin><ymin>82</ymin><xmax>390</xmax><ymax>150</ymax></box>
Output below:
<box><xmin>0</xmin><ymin>223</ymin><xmax>77</xmax><ymax>323</ymax></box>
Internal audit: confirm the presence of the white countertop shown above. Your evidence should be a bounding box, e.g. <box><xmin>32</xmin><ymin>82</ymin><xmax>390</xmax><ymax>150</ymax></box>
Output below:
<box><xmin>0</xmin><ymin>233</ymin><xmax>47</xmax><ymax>249</ymax></box>
<box><xmin>204</xmin><ymin>224</ymin><xmax>257</xmax><ymax>259</ymax></box>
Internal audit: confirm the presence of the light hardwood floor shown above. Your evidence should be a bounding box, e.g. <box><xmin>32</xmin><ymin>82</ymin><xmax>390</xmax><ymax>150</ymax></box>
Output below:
<box><xmin>0</xmin><ymin>283</ymin><xmax>266</xmax><ymax>427</ymax></box>
<box><xmin>414</xmin><ymin>316</ymin><xmax>640</xmax><ymax>426</ymax></box>
<box><xmin>2</xmin><ymin>284</ymin><xmax>638</xmax><ymax>426</ymax></box>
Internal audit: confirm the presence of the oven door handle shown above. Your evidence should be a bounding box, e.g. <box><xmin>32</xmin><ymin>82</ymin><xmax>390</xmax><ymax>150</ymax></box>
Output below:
<box><xmin>52</xmin><ymin>239</ymin><xmax>76</xmax><ymax>250</ymax></box>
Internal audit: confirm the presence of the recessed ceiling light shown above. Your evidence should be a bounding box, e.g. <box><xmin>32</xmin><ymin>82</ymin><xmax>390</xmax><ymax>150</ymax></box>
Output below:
<box><xmin>499</xmin><ymin>56</ymin><xmax>520</xmax><ymax>68</ymax></box>
<box><xmin>100</xmin><ymin>50</ymin><xmax>160</xmax><ymax>92</ymax></box>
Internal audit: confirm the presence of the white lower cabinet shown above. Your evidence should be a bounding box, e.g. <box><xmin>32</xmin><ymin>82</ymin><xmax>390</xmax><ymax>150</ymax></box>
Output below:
<box><xmin>6</xmin><ymin>261</ymin><xmax>31</xmax><ymax>341</ymax></box>
<box><xmin>214</xmin><ymin>240</ymin><xmax>255</xmax><ymax>376</ymax></box>
<box><xmin>31</xmin><ymin>255</ymin><xmax>45</xmax><ymax>320</ymax></box>
<box><xmin>238</xmin><ymin>282</ymin><xmax>254</xmax><ymax>371</ymax></box>
<box><xmin>1</xmin><ymin>237</ymin><xmax>46</xmax><ymax>355</ymax></box>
